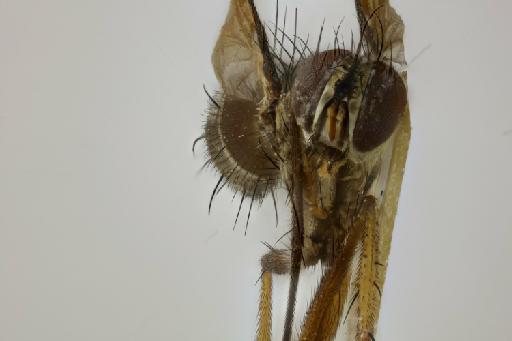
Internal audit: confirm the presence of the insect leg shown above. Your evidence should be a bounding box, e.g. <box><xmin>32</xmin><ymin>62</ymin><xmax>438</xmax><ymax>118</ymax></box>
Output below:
<box><xmin>257</xmin><ymin>249</ymin><xmax>291</xmax><ymax>341</ymax></box>
<box><xmin>300</xmin><ymin>266</ymin><xmax>351</xmax><ymax>341</ymax></box>
<box><xmin>299</xmin><ymin>197</ymin><xmax>377</xmax><ymax>341</ymax></box>
<box><xmin>350</xmin><ymin>203</ymin><xmax>381</xmax><ymax>341</ymax></box>
<box><xmin>257</xmin><ymin>272</ymin><xmax>273</xmax><ymax>341</ymax></box>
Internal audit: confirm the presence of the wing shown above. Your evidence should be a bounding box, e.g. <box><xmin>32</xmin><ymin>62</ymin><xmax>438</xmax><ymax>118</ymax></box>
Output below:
<box><xmin>212</xmin><ymin>0</ymin><xmax>281</xmax><ymax>102</ymax></box>
<box><xmin>341</xmin><ymin>0</ymin><xmax>411</xmax><ymax>331</ymax></box>
<box><xmin>356</xmin><ymin>0</ymin><xmax>406</xmax><ymax>67</ymax></box>
<box><xmin>341</xmin><ymin>106</ymin><xmax>410</xmax><ymax>341</ymax></box>
<box><xmin>204</xmin><ymin>0</ymin><xmax>282</xmax><ymax>201</ymax></box>
<box><xmin>339</xmin><ymin>3</ymin><xmax>410</xmax><ymax>339</ymax></box>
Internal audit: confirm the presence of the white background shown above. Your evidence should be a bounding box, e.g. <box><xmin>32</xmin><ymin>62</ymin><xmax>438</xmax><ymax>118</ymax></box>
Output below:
<box><xmin>1</xmin><ymin>0</ymin><xmax>511</xmax><ymax>340</ymax></box>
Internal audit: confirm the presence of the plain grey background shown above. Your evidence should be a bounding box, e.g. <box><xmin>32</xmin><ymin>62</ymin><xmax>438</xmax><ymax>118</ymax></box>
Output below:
<box><xmin>1</xmin><ymin>0</ymin><xmax>511</xmax><ymax>340</ymax></box>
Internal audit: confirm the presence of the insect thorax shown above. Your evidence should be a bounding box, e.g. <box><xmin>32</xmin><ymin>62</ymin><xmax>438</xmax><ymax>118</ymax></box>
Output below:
<box><xmin>270</xmin><ymin>49</ymin><xmax>405</xmax><ymax>264</ymax></box>
<box><xmin>274</xmin><ymin>92</ymin><xmax>366</xmax><ymax>265</ymax></box>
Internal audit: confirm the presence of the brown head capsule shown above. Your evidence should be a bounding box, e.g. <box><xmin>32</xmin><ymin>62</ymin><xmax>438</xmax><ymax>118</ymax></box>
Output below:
<box><xmin>291</xmin><ymin>50</ymin><xmax>355</xmax><ymax>133</ymax></box>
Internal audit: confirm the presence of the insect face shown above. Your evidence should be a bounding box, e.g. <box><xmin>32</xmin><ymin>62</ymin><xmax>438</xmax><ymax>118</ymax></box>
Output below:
<box><xmin>291</xmin><ymin>51</ymin><xmax>407</xmax><ymax>155</ymax></box>
<box><xmin>291</xmin><ymin>50</ymin><xmax>356</xmax><ymax>151</ymax></box>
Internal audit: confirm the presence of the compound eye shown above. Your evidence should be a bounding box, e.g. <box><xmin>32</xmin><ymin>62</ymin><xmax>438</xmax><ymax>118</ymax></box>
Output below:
<box><xmin>353</xmin><ymin>62</ymin><xmax>407</xmax><ymax>152</ymax></box>
<box><xmin>204</xmin><ymin>96</ymin><xmax>279</xmax><ymax>198</ymax></box>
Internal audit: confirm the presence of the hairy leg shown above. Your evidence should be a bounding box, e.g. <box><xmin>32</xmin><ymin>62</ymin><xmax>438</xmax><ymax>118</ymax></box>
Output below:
<box><xmin>257</xmin><ymin>271</ymin><xmax>273</xmax><ymax>341</ymax></box>
<box><xmin>300</xmin><ymin>267</ymin><xmax>351</xmax><ymax>341</ymax></box>
<box><xmin>299</xmin><ymin>197</ymin><xmax>376</xmax><ymax>341</ymax></box>
<box><xmin>350</xmin><ymin>199</ymin><xmax>381</xmax><ymax>341</ymax></box>
<box><xmin>257</xmin><ymin>249</ymin><xmax>290</xmax><ymax>341</ymax></box>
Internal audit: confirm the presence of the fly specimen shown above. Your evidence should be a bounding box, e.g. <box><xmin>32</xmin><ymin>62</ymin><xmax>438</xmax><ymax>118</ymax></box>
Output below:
<box><xmin>199</xmin><ymin>0</ymin><xmax>410</xmax><ymax>340</ymax></box>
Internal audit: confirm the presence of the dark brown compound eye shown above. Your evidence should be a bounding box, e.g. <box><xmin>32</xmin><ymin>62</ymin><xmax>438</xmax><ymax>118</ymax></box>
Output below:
<box><xmin>353</xmin><ymin>62</ymin><xmax>407</xmax><ymax>152</ymax></box>
<box><xmin>204</xmin><ymin>95</ymin><xmax>279</xmax><ymax>199</ymax></box>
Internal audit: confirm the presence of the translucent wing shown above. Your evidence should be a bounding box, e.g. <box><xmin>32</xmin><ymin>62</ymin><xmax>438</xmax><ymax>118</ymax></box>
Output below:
<box><xmin>212</xmin><ymin>0</ymin><xmax>280</xmax><ymax>102</ymax></box>
<box><xmin>205</xmin><ymin>0</ymin><xmax>282</xmax><ymax>201</ymax></box>
<box><xmin>212</xmin><ymin>0</ymin><xmax>263</xmax><ymax>101</ymax></box>
<box><xmin>341</xmin><ymin>106</ymin><xmax>410</xmax><ymax>341</ymax></box>
<box><xmin>340</xmin><ymin>3</ymin><xmax>410</xmax><ymax>340</ymax></box>
<box><xmin>356</xmin><ymin>0</ymin><xmax>406</xmax><ymax>67</ymax></box>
